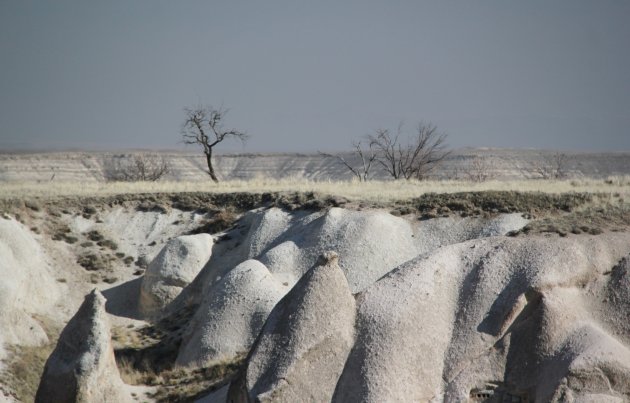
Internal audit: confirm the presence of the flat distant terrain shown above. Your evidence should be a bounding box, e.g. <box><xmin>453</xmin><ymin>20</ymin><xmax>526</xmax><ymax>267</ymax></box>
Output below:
<box><xmin>0</xmin><ymin>148</ymin><xmax>629</xmax><ymax>182</ymax></box>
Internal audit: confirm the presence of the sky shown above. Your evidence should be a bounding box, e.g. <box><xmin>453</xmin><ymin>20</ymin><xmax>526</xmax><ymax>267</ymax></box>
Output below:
<box><xmin>0</xmin><ymin>1</ymin><xmax>629</xmax><ymax>153</ymax></box>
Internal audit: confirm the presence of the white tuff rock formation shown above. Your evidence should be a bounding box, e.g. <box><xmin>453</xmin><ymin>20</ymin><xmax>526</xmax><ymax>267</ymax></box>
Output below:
<box><xmin>333</xmin><ymin>235</ymin><xmax>630</xmax><ymax>402</ymax></box>
<box><xmin>0</xmin><ymin>217</ymin><xmax>60</xmax><ymax>356</ymax></box>
<box><xmin>230</xmin><ymin>251</ymin><xmax>356</xmax><ymax>402</ymax></box>
<box><xmin>176</xmin><ymin>259</ymin><xmax>287</xmax><ymax>367</ymax></box>
<box><xmin>139</xmin><ymin>233</ymin><xmax>213</xmax><ymax>318</ymax></box>
<box><xmin>35</xmin><ymin>289</ymin><xmax>130</xmax><ymax>403</ymax></box>
<box><xmin>174</xmin><ymin>207</ymin><xmax>527</xmax><ymax>371</ymax></box>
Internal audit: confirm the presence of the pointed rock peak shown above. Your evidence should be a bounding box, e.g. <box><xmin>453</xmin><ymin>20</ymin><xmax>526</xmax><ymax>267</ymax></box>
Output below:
<box><xmin>317</xmin><ymin>250</ymin><xmax>339</xmax><ymax>266</ymax></box>
<box><xmin>86</xmin><ymin>288</ymin><xmax>106</xmax><ymax>307</ymax></box>
<box><xmin>64</xmin><ymin>288</ymin><xmax>108</xmax><ymax>337</ymax></box>
<box><xmin>234</xmin><ymin>250</ymin><xmax>356</xmax><ymax>402</ymax></box>
<box><xmin>35</xmin><ymin>288</ymin><xmax>131</xmax><ymax>403</ymax></box>
<box><xmin>303</xmin><ymin>250</ymin><xmax>349</xmax><ymax>293</ymax></box>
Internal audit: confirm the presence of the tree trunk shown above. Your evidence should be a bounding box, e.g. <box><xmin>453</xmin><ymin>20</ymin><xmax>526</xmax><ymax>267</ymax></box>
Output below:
<box><xmin>205</xmin><ymin>150</ymin><xmax>219</xmax><ymax>183</ymax></box>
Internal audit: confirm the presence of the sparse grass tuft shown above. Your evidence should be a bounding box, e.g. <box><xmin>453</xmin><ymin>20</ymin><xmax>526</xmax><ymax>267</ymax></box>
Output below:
<box><xmin>410</xmin><ymin>191</ymin><xmax>593</xmax><ymax>218</ymax></box>
<box><xmin>86</xmin><ymin>230</ymin><xmax>104</xmax><ymax>242</ymax></box>
<box><xmin>77</xmin><ymin>252</ymin><xmax>109</xmax><ymax>271</ymax></box>
<box><xmin>149</xmin><ymin>354</ymin><xmax>246</xmax><ymax>403</ymax></box>
<box><xmin>509</xmin><ymin>202</ymin><xmax>630</xmax><ymax>237</ymax></box>
<box><xmin>113</xmin><ymin>305</ymin><xmax>198</xmax><ymax>381</ymax></box>
<box><xmin>112</xmin><ymin>305</ymin><xmax>244</xmax><ymax>401</ymax></box>
<box><xmin>51</xmin><ymin>224</ymin><xmax>78</xmax><ymax>243</ymax></box>
<box><xmin>117</xmin><ymin>357</ymin><xmax>145</xmax><ymax>385</ymax></box>
<box><xmin>97</xmin><ymin>238</ymin><xmax>118</xmax><ymax>250</ymax></box>
<box><xmin>188</xmin><ymin>207</ymin><xmax>238</xmax><ymax>235</ymax></box>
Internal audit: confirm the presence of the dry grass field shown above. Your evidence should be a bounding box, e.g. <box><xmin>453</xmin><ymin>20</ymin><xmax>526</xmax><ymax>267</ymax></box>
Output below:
<box><xmin>2</xmin><ymin>176</ymin><xmax>630</xmax><ymax>203</ymax></box>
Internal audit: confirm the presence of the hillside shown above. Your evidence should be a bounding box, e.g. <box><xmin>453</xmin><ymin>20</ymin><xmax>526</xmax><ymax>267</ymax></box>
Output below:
<box><xmin>1</xmin><ymin>149</ymin><xmax>629</xmax><ymax>183</ymax></box>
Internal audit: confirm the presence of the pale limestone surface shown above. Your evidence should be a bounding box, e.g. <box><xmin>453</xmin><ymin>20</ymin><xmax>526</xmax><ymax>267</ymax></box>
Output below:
<box><xmin>139</xmin><ymin>234</ymin><xmax>213</xmax><ymax>318</ymax></box>
<box><xmin>0</xmin><ymin>217</ymin><xmax>60</xmax><ymax>357</ymax></box>
<box><xmin>229</xmin><ymin>252</ymin><xmax>356</xmax><ymax>403</ymax></box>
<box><xmin>35</xmin><ymin>290</ymin><xmax>131</xmax><ymax>403</ymax></box>
<box><xmin>176</xmin><ymin>259</ymin><xmax>287</xmax><ymax>367</ymax></box>
<box><xmin>333</xmin><ymin>234</ymin><xmax>630</xmax><ymax>402</ymax></box>
<box><xmin>186</xmin><ymin>207</ymin><xmax>526</xmax><ymax>299</ymax></box>
<box><xmin>173</xmin><ymin>207</ymin><xmax>527</xmax><ymax>371</ymax></box>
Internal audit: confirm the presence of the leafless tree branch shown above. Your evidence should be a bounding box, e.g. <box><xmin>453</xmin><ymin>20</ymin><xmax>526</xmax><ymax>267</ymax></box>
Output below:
<box><xmin>103</xmin><ymin>154</ymin><xmax>170</xmax><ymax>182</ymax></box>
<box><xmin>319</xmin><ymin>139</ymin><xmax>377</xmax><ymax>181</ymax></box>
<box><xmin>465</xmin><ymin>155</ymin><xmax>496</xmax><ymax>182</ymax></box>
<box><xmin>181</xmin><ymin>106</ymin><xmax>248</xmax><ymax>182</ymax></box>
<box><xmin>368</xmin><ymin>122</ymin><xmax>450</xmax><ymax>180</ymax></box>
<box><xmin>520</xmin><ymin>152</ymin><xmax>570</xmax><ymax>179</ymax></box>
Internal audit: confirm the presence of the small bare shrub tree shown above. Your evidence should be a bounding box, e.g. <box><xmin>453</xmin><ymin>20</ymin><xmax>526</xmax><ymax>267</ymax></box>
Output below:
<box><xmin>182</xmin><ymin>106</ymin><xmax>248</xmax><ymax>183</ymax></box>
<box><xmin>104</xmin><ymin>154</ymin><xmax>169</xmax><ymax>182</ymax></box>
<box><xmin>369</xmin><ymin>122</ymin><xmax>450</xmax><ymax>180</ymax></box>
<box><xmin>465</xmin><ymin>155</ymin><xmax>496</xmax><ymax>182</ymax></box>
<box><xmin>319</xmin><ymin>140</ymin><xmax>377</xmax><ymax>182</ymax></box>
<box><xmin>523</xmin><ymin>152</ymin><xmax>570</xmax><ymax>179</ymax></box>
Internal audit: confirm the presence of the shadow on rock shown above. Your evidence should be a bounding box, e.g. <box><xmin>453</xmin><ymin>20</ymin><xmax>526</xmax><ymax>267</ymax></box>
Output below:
<box><xmin>102</xmin><ymin>277</ymin><xmax>143</xmax><ymax>320</ymax></box>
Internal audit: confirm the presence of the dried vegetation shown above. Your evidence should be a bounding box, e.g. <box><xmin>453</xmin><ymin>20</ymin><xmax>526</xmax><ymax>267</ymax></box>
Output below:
<box><xmin>112</xmin><ymin>306</ymin><xmax>245</xmax><ymax>402</ymax></box>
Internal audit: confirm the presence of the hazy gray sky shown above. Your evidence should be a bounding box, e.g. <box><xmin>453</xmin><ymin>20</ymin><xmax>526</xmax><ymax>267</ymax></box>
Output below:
<box><xmin>1</xmin><ymin>1</ymin><xmax>629</xmax><ymax>152</ymax></box>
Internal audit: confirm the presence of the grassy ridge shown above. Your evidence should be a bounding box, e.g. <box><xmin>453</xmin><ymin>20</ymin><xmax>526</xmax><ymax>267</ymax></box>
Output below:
<box><xmin>1</xmin><ymin>176</ymin><xmax>629</xmax><ymax>202</ymax></box>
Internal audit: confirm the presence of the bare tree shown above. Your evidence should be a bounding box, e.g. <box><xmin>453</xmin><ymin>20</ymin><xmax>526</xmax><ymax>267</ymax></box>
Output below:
<box><xmin>319</xmin><ymin>140</ymin><xmax>377</xmax><ymax>182</ymax></box>
<box><xmin>369</xmin><ymin>122</ymin><xmax>450</xmax><ymax>180</ymax></box>
<box><xmin>465</xmin><ymin>155</ymin><xmax>496</xmax><ymax>182</ymax></box>
<box><xmin>181</xmin><ymin>106</ymin><xmax>248</xmax><ymax>182</ymax></box>
<box><xmin>104</xmin><ymin>153</ymin><xmax>170</xmax><ymax>182</ymax></box>
<box><xmin>523</xmin><ymin>152</ymin><xmax>570</xmax><ymax>179</ymax></box>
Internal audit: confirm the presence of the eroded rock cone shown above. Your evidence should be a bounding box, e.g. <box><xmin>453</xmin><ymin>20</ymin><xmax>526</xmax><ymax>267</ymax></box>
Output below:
<box><xmin>35</xmin><ymin>289</ymin><xmax>130</xmax><ymax>403</ymax></box>
<box><xmin>176</xmin><ymin>259</ymin><xmax>287</xmax><ymax>368</ymax></box>
<box><xmin>139</xmin><ymin>233</ymin><xmax>213</xmax><ymax>318</ymax></box>
<box><xmin>229</xmin><ymin>251</ymin><xmax>356</xmax><ymax>402</ymax></box>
